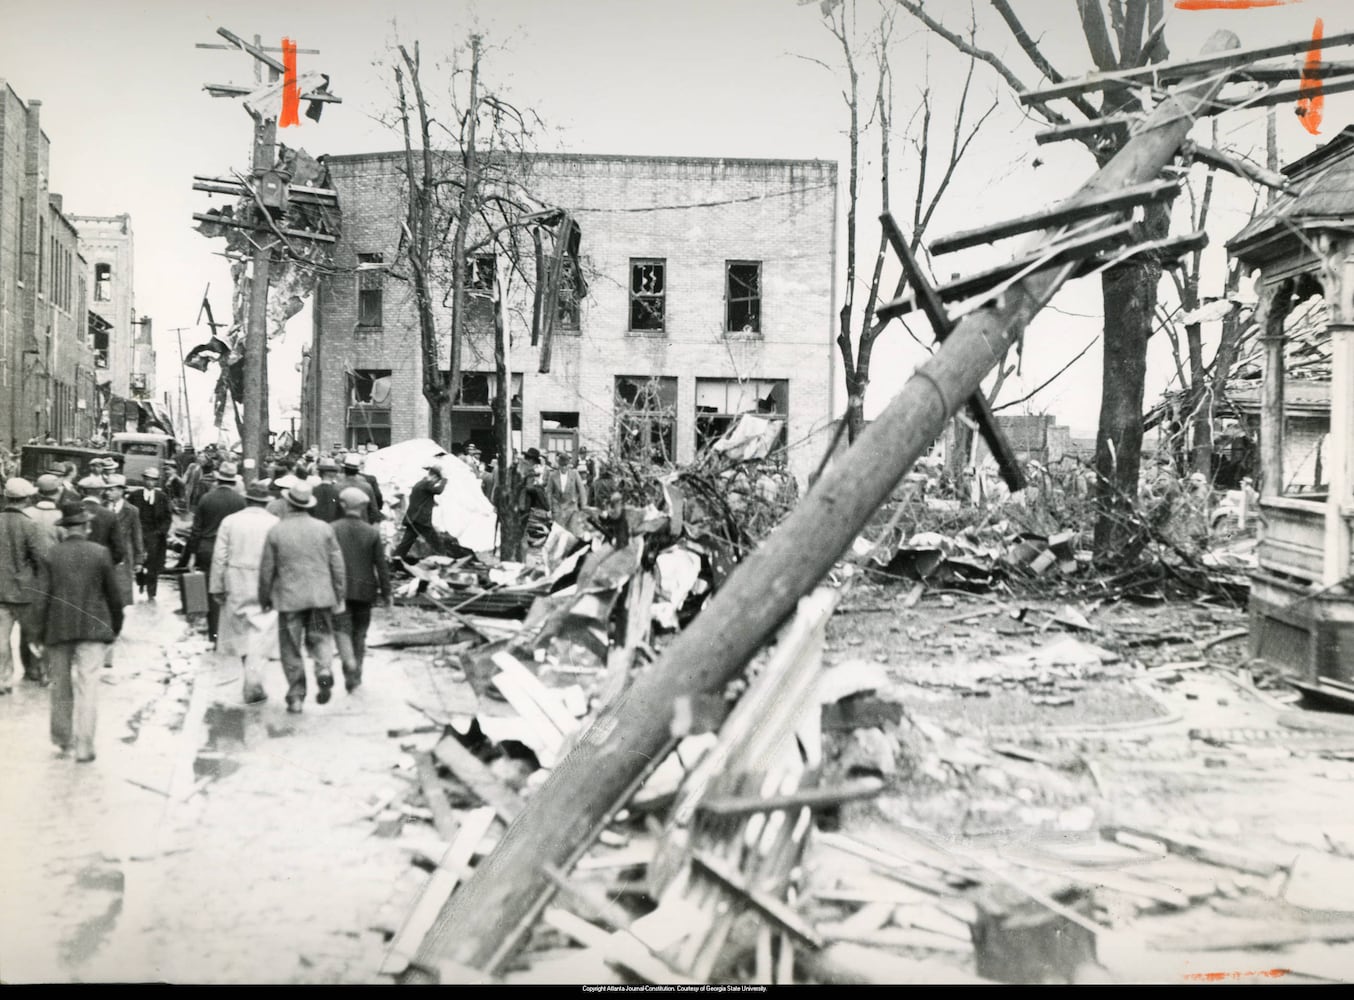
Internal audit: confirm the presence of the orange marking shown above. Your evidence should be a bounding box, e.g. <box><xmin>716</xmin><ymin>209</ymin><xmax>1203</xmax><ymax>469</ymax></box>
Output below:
<box><xmin>280</xmin><ymin>38</ymin><xmax>300</xmax><ymax>128</ymax></box>
<box><xmin>1183</xmin><ymin>969</ymin><xmax>1290</xmax><ymax>981</ymax></box>
<box><xmin>1174</xmin><ymin>1</ymin><xmax>1301</xmax><ymax>9</ymax></box>
<box><xmin>1297</xmin><ymin>18</ymin><xmax>1325</xmax><ymax>135</ymax></box>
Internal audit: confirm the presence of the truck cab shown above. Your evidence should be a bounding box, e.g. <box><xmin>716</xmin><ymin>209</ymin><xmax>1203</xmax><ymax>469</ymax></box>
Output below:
<box><xmin>110</xmin><ymin>432</ymin><xmax>178</xmax><ymax>485</ymax></box>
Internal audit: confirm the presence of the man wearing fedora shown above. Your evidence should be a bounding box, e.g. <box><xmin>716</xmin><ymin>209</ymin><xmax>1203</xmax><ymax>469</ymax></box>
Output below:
<box><xmin>178</xmin><ymin>461</ymin><xmax>247</xmax><ymax>644</ymax></box>
<box><xmin>311</xmin><ymin>456</ymin><xmax>344</xmax><ymax>522</ymax></box>
<box><xmin>258</xmin><ymin>481</ymin><xmax>346</xmax><ymax>713</ymax></box>
<box><xmin>30</xmin><ymin>504</ymin><xmax>123</xmax><ymax>762</ymax></box>
<box><xmin>338</xmin><ymin>452</ymin><xmax>382</xmax><ymax>524</ymax></box>
<box><xmin>103</xmin><ymin>473</ymin><xmax>144</xmax><ymax>612</ymax></box>
<box><xmin>1</xmin><ymin>478</ymin><xmax>48</xmax><ymax>695</ymax></box>
<box><xmin>333</xmin><ymin>486</ymin><xmax>392</xmax><ymax>694</ymax></box>
<box><xmin>129</xmin><ymin>466</ymin><xmax>174</xmax><ymax>601</ymax></box>
<box><xmin>210</xmin><ymin>481</ymin><xmax>280</xmax><ymax>705</ymax></box>
<box><xmin>77</xmin><ymin>473</ymin><xmax>127</xmax><ymax>568</ymax></box>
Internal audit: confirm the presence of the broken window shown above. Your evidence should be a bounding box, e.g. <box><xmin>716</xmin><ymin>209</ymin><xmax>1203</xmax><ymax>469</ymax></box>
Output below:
<box><xmin>347</xmin><ymin>368</ymin><xmax>392</xmax><ymax>448</ymax></box>
<box><xmin>357</xmin><ymin>253</ymin><xmax>384</xmax><ymax>327</ymax></box>
<box><xmin>92</xmin><ymin>319</ymin><xmax>110</xmax><ymax>370</ymax></box>
<box><xmin>453</xmin><ymin>371</ymin><xmax>522</xmax><ymax>439</ymax></box>
<box><xmin>541</xmin><ymin>411</ymin><xmax>580</xmax><ymax>459</ymax></box>
<box><xmin>615</xmin><ymin>375</ymin><xmax>677</xmax><ymax>466</ymax></box>
<box><xmin>557</xmin><ymin>258</ymin><xmax>581</xmax><ymax>331</ymax></box>
<box><xmin>467</xmin><ymin>254</ymin><xmax>496</xmax><ymax>293</ymax></box>
<box><xmin>94</xmin><ymin>262</ymin><xmax>111</xmax><ymax>302</ymax></box>
<box><xmin>726</xmin><ymin>261</ymin><xmax>761</xmax><ymax>333</ymax></box>
<box><xmin>629</xmin><ymin>259</ymin><xmax>666</xmax><ymax>332</ymax></box>
<box><xmin>695</xmin><ymin>377</ymin><xmax>788</xmax><ymax>455</ymax></box>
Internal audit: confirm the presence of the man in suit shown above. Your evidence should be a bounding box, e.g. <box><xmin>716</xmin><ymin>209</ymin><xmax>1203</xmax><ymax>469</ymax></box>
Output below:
<box><xmin>102</xmin><ymin>474</ymin><xmax>144</xmax><ymax>609</ymax></box>
<box><xmin>545</xmin><ymin>451</ymin><xmax>588</xmax><ymax>529</ymax></box>
<box><xmin>129</xmin><ymin>466</ymin><xmax>174</xmax><ymax>601</ymax></box>
<box><xmin>393</xmin><ymin>462</ymin><xmax>447</xmax><ymax>563</ymax></box>
<box><xmin>0</xmin><ymin>478</ymin><xmax>48</xmax><ymax>695</ymax></box>
<box><xmin>178</xmin><ymin>461</ymin><xmax>247</xmax><ymax>644</ymax></box>
<box><xmin>77</xmin><ymin>474</ymin><xmax>127</xmax><ymax>567</ymax></box>
<box><xmin>338</xmin><ymin>452</ymin><xmax>381</xmax><ymax>524</ymax></box>
<box><xmin>311</xmin><ymin>457</ymin><xmax>344</xmax><ymax>523</ymax></box>
<box><xmin>30</xmin><ymin>504</ymin><xmax>124</xmax><ymax>763</ymax></box>
<box><xmin>210</xmin><ymin>480</ymin><xmax>279</xmax><ymax>705</ymax></box>
<box><xmin>332</xmin><ymin>487</ymin><xmax>391</xmax><ymax>694</ymax></box>
<box><xmin>258</xmin><ymin>482</ymin><xmax>346</xmax><ymax>714</ymax></box>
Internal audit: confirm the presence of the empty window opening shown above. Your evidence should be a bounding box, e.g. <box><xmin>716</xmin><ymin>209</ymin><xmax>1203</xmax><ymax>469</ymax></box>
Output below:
<box><xmin>615</xmin><ymin>375</ymin><xmax>677</xmax><ymax>465</ymax></box>
<box><xmin>629</xmin><ymin>259</ymin><xmax>666</xmax><ymax>332</ymax></box>
<box><xmin>467</xmin><ymin>254</ymin><xmax>496</xmax><ymax>292</ymax></box>
<box><xmin>347</xmin><ymin>368</ymin><xmax>392</xmax><ymax>449</ymax></box>
<box><xmin>727</xmin><ymin>261</ymin><xmax>761</xmax><ymax>333</ymax></box>
<box><xmin>94</xmin><ymin>262</ymin><xmax>112</xmax><ymax>302</ymax></box>
<box><xmin>357</xmin><ymin>253</ymin><xmax>384</xmax><ymax>327</ymax></box>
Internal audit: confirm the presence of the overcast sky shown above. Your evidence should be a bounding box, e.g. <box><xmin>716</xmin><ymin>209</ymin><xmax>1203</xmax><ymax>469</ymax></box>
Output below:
<box><xmin>2</xmin><ymin>0</ymin><xmax>1349</xmax><ymax>445</ymax></box>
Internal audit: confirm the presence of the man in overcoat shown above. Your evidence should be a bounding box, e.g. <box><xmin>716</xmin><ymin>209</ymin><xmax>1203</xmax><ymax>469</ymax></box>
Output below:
<box><xmin>258</xmin><ymin>482</ymin><xmax>346</xmax><ymax>714</ymax></box>
<box><xmin>209</xmin><ymin>481</ymin><xmax>279</xmax><ymax>705</ymax></box>
<box><xmin>332</xmin><ymin>487</ymin><xmax>392</xmax><ymax>694</ymax></box>
<box><xmin>129</xmin><ymin>466</ymin><xmax>174</xmax><ymax>601</ymax></box>
<box><xmin>30</xmin><ymin>505</ymin><xmax>123</xmax><ymax>762</ymax></box>
<box><xmin>178</xmin><ymin>461</ymin><xmax>246</xmax><ymax>644</ymax></box>
<box><xmin>0</xmin><ymin>478</ymin><xmax>47</xmax><ymax>694</ymax></box>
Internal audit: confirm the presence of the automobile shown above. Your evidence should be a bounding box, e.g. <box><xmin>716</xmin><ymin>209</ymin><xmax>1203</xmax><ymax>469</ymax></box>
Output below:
<box><xmin>18</xmin><ymin>444</ymin><xmax>122</xmax><ymax>482</ymax></box>
<box><xmin>111</xmin><ymin>431</ymin><xmax>179</xmax><ymax>485</ymax></box>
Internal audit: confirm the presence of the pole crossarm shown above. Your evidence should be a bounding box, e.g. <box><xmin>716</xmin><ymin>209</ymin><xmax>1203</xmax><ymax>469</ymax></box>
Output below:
<box><xmin>402</xmin><ymin>25</ymin><xmax>1246</xmax><ymax>987</ymax></box>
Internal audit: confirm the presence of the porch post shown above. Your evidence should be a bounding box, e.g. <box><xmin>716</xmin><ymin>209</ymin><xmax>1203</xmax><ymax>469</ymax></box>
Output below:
<box><xmin>1258</xmin><ymin>278</ymin><xmax>1292</xmax><ymax>500</ymax></box>
<box><xmin>1324</xmin><ymin>249</ymin><xmax>1354</xmax><ymax>587</ymax></box>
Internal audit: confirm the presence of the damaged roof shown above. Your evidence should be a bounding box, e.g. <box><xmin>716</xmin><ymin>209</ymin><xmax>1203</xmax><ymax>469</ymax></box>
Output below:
<box><xmin>1227</xmin><ymin>125</ymin><xmax>1354</xmax><ymax>265</ymax></box>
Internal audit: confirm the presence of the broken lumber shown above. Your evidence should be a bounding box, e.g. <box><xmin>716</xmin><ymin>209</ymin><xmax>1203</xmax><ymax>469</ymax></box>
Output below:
<box><xmin>690</xmin><ymin>849</ymin><xmax>824</xmax><ymax>950</ymax></box>
<box><xmin>399</xmin><ymin>31</ymin><xmax>1243</xmax><ymax>981</ymax></box>
<box><xmin>1103</xmin><ymin>825</ymin><xmax>1286</xmax><ymax>877</ymax></box>
<box><xmin>431</xmin><ymin>735</ymin><xmax>526</xmax><ymax>827</ymax></box>
<box><xmin>696</xmin><ymin>777</ymin><xmax>885</xmax><ymax>817</ymax></box>
<box><xmin>801</xmin><ymin>941</ymin><xmax>991</xmax><ymax>985</ymax></box>
<box><xmin>415</xmin><ymin>753</ymin><xmax>461</xmax><ymax>843</ymax></box>
<box><xmin>540</xmin><ymin>907</ymin><xmax>697</xmax><ymax>985</ymax></box>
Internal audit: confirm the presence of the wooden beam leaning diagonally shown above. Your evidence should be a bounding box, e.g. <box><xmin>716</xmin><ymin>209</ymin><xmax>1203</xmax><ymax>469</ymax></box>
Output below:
<box><xmin>928</xmin><ymin>179</ymin><xmax>1179</xmax><ymax>256</ymax></box>
<box><xmin>402</xmin><ymin>29</ymin><xmax>1243</xmax><ymax>983</ymax></box>
<box><xmin>878</xmin><ymin>213</ymin><xmax>1025</xmax><ymax>493</ymax></box>
<box><xmin>1019</xmin><ymin>28</ymin><xmax>1354</xmax><ymax>105</ymax></box>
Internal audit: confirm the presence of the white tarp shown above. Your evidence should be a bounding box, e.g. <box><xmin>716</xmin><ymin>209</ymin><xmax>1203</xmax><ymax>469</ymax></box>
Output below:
<box><xmin>362</xmin><ymin>438</ymin><xmax>497</xmax><ymax>553</ymax></box>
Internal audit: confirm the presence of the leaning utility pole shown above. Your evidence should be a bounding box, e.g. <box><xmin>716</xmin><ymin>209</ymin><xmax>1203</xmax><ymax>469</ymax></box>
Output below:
<box><xmin>168</xmin><ymin>326</ymin><xmax>193</xmax><ymax>450</ymax></box>
<box><xmin>194</xmin><ymin>29</ymin><xmax>338</xmax><ymax>481</ymax></box>
<box><xmin>404</xmin><ymin>29</ymin><xmax>1243</xmax><ymax>981</ymax></box>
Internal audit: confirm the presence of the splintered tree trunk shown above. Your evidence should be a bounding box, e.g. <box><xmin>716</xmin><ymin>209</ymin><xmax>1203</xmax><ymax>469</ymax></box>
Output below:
<box><xmin>1093</xmin><ymin>198</ymin><xmax>1170</xmax><ymax>556</ymax></box>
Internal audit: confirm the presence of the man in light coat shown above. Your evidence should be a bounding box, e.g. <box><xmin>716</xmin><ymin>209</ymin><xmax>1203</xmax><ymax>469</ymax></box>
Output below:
<box><xmin>332</xmin><ymin>487</ymin><xmax>392</xmax><ymax>694</ymax></box>
<box><xmin>1</xmin><ymin>478</ymin><xmax>47</xmax><ymax>695</ymax></box>
<box><xmin>31</xmin><ymin>504</ymin><xmax>124</xmax><ymax>762</ymax></box>
<box><xmin>545</xmin><ymin>451</ymin><xmax>588</xmax><ymax>529</ymax></box>
<box><xmin>258</xmin><ymin>482</ymin><xmax>346</xmax><ymax>714</ymax></box>
<box><xmin>210</xmin><ymin>481</ymin><xmax>280</xmax><ymax>705</ymax></box>
<box><xmin>178</xmin><ymin>461</ymin><xmax>246</xmax><ymax>644</ymax></box>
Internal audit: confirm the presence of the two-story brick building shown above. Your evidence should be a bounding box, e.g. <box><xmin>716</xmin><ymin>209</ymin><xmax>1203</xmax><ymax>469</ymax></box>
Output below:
<box><xmin>303</xmin><ymin>152</ymin><xmax>838</xmax><ymax>487</ymax></box>
<box><xmin>0</xmin><ymin>84</ymin><xmax>98</xmax><ymax>446</ymax></box>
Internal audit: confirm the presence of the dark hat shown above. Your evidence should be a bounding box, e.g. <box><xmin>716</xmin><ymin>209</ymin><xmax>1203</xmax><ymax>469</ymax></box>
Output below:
<box><xmin>524</xmin><ymin>448</ymin><xmax>542</xmax><ymax>463</ymax></box>
<box><xmin>244</xmin><ymin>480</ymin><xmax>272</xmax><ymax>504</ymax></box>
<box><xmin>284</xmin><ymin>482</ymin><xmax>317</xmax><ymax>509</ymax></box>
<box><xmin>58</xmin><ymin>503</ymin><xmax>93</xmax><ymax>527</ymax></box>
<box><xmin>317</xmin><ymin>457</ymin><xmax>339</xmax><ymax>473</ymax></box>
<box><xmin>216</xmin><ymin>462</ymin><xmax>240</xmax><ymax>482</ymax></box>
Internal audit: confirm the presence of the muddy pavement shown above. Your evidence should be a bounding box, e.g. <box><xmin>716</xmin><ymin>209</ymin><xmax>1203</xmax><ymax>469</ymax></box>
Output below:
<box><xmin>0</xmin><ymin>593</ymin><xmax>429</xmax><ymax>984</ymax></box>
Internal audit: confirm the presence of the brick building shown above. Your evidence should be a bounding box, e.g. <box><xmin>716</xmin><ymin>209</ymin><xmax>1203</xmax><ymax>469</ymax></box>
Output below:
<box><xmin>70</xmin><ymin>213</ymin><xmax>156</xmax><ymax>435</ymax></box>
<box><xmin>0</xmin><ymin>83</ymin><xmax>98</xmax><ymax>447</ymax></box>
<box><xmin>303</xmin><ymin>152</ymin><xmax>838</xmax><ymax>487</ymax></box>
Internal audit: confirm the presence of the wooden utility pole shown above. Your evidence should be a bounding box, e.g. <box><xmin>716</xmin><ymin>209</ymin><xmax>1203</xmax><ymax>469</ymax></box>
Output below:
<box><xmin>169</xmin><ymin>326</ymin><xmax>193</xmax><ymax>449</ymax></box>
<box><xmin>194</xmin><ymin>29</ymin><xmax>337</xmax><ymax>481</ymax></box>
<box><xmin>404</xmin><ymin>29</ymin><xmax>1243</xmax><ymax>981</ymax></box>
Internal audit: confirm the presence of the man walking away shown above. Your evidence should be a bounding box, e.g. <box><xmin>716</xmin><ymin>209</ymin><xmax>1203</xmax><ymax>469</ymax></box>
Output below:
<box><xmin>31</xmin><ymin>504</ymin><xmax>123</xmax><ymax>762</ymax></box>
<box><xmin>1</xmin><ymin>478</ymin><xmax>47</xmax><ymax>695</ymax></box>
<box><xmin>333</xmin><ymin>487</ymin><xmax>391</xmax><ymax>694</ymax></box>
<box><xmin>129</xmin><ymin>466</ymin><xmax>174</xmax><ymax>601</ymax></box>
<box><xmin>177</xmin><ymin>461</ymin><xmax>246</xmax><ymax>645</ymax></box>
<box><xmin>210</xmin><ymin>481</ymin><xmax>279</xmax><ymax>705</ymax></box>
<box><xmin>393</xmin><ymin>462</ymin><xmax>447</xmax><ymax>564</ymax></box>
<box><xmin>103</xmin><ymin>474</ymin><xmax>144</xmax><ymax>611</ymax></box>
<box><xmin>338</xmin><ymin>453</ymin><xmax>381</xmax><ymax>524</ymax></box>
<box><xmin>20</xmin><ymin>475</ymin><xmax>62</xmax><ymax>683</ymax></box>
<box><xmin>258</xmin><ymin>482</ymin><xmax>346</xmax><ymax>714</ymax></box>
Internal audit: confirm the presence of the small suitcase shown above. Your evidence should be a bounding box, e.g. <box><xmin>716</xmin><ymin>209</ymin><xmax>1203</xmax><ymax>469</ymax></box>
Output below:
<box><xmin>179</xmin><ymin>570</ymin><xmax>209</xmax><ymax>615</ymax></box>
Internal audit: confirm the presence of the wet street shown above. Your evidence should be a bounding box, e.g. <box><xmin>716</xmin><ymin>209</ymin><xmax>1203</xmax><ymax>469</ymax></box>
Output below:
<box><xmin>0</xmin><ymin>591</ymin><xmax>436</xmax><ymax>984</ymax></box>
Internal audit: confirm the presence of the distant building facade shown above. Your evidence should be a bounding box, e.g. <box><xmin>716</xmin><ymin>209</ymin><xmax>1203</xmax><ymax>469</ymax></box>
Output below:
<box><xmin>71</xmin><ymin>212</ymin><xmax>155</xmax><ymax>434</ymax></box>
<box><xmin>303</xmin><ymin>152</ymin><xmax>838</xmax><ymax>487</ymax></box>
<box><xmin>0</xmin><ymin>83</ymin><xmax>98</xmax><ymax>446</ymax></box>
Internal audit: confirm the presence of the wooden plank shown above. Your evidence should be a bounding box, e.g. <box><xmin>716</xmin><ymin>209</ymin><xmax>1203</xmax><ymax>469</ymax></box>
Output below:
<box><xmin>1103</xmin><ymin>825</ymin><xmax>1287</xmax><ymax>877</ymax></box>
<box><xmin>541</xmin><ymin>907</ymin><xmax>698</xmax><ymax>985</ymax></box>
<box><xmin>697</xmin><ymin>777</ymin><xmax>885</xmax><ymax>817</ymax></box>
<box><xmin>541</xmin><ymin>864</ymin><xmax>636</xmax><ymax>932</ymax></box>
<box><xmin>1149</xmin><ymin>920</ymin><xmax>1354</xmax><ymax>952</ymax></box>
<box><xmin>877</xmin><ymin>219</ymin><xmax>1136</xmax><ymax>321</ymax></box>
<box><xmin>381</xmin><ymin>806</ymin><xmax>496</xmax><ymax>977</ymax></box>
<box><xmin>415</xmin><ymin>752</ymin><xmax>461</xmax><ymax>843</ymax></box>
<box><xmin>1019</xmin><ymin>28</ymin><xmax>1354</xmax><ymax>104</ymax></box>
<box><xmin>492</xmin><ymin>651</ymin><xmax>578</xmax><ymax>738</ymax></box>
<box><xmin>929</xmin><ymin>180</ymin><xmax>1179</xmax><ymax>255</ymax></box>
<box><xmin>431</xmin><ymin>735</ymin><xmax>526</xmax><ymax>827</ymax></box>
<box><xmin>190</xmin><ymin>213</ymin><xmax>337</xmax><ymax>243</ymax></box>
<box><xmin>400</xmin><ymin>31</ymin><xmax>1243</xmax><ymax>981</ymax></box>
<box><xmin>691</xmin><ymin>849</ymin><xmax>824</xmax><ymax>950</ymax></box>
<box><xmin>802</xmin><ymin>942</ymin><xmax>991</xmax><ymax>985</ymax></box>
<box><xmin>1035</xmin><ymin>115</ymin><xmax>1136</xmax><ymax>146</ymax></box>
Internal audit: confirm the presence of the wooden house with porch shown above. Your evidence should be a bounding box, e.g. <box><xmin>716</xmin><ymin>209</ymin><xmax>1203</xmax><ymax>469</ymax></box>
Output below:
<box><xmin>1226</xmin><ymin>126</ymin><xmax>1354</xmax><ymax>688</ymax></box>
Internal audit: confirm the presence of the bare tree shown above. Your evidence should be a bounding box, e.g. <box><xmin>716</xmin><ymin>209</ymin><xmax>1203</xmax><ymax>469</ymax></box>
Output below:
<box><xmin>899</xmin><ymin>0</ymin><xmax>1178</xmax><ymax>554</ymax></box>
<box><xmin>810</xmin><ymin>0</ymin><xmax>996</xmax><ymax>447</ymax></box>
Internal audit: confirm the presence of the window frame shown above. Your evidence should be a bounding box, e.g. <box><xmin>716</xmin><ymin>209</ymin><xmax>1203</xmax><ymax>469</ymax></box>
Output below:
<box><xmin>614</xmin><ymin>375</ymin><xmax>678</xmax><ymax>466</ymax></box>
<box><xmin>628</xmin><ymin>258</ymin><xmax>666</xmax><ymax>334</ymax></box>
<box><xmin>94</xmin><ymin>262</ymin><xmax>112</xmax><ymax>303</ymax></box>
<box><xmin>694</xmin><ymin>376</ymin><xmax>789</xmax><ymax>457</ymax></box>
<box><xmin>356</xmin><ymin>252</ymin><xmax>384</xmax><ymax>328</ymax></box>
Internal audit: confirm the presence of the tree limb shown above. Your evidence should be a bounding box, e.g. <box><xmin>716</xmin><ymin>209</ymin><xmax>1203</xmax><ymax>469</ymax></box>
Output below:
<box><xmin>1077</xmin><ymin>0</ymin><xmax>1119</xmax><ymax>72</ymax></box>
<box><xmin>989</xmin><ymin>0</ymin><xmax>1102</xmax><ymax>120</ymax></box>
